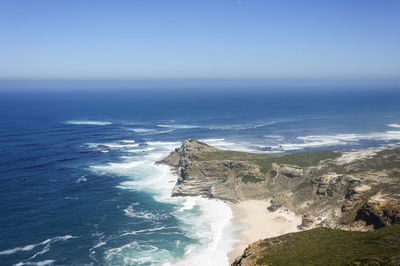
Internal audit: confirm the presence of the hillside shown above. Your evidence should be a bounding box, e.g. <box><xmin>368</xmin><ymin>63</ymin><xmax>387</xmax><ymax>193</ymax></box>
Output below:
<box><xmin>233</xmin><ymin>224</ymin><xmax>400</xmax><ymax>265</ymax></box>
<box><xmin>159</xmin><ymin>139</ymin><xmax>400</xmax><ymax>230</ymax></box>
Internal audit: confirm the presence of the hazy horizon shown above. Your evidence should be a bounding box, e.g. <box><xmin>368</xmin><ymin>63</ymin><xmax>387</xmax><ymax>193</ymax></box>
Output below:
<box><xmin>1</xmin><ymin>0</ymin><xmax>400</xmax><ymax>86</ymax></box>
<box><xmin>1</xmin><ymin>78</ymin><xmax>399</xmax><ymax>92</ymax></box>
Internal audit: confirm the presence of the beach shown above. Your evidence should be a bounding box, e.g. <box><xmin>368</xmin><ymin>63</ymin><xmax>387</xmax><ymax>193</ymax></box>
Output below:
<box><xmin>228</xmin><ymin>200</ymin><xmax>302</xmax><ymax>263</ymax></box>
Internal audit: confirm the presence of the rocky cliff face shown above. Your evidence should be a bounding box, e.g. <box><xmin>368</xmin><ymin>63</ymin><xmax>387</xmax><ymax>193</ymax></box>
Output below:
<box><xmin>159</xmin><ymin>140</ymin><xmax>400</xmax><ymax>265</ymax></box>
<box><xmin>159</xmin><ymin>139</ymin><xmax>400</xmax><ymax>231</ymax></box>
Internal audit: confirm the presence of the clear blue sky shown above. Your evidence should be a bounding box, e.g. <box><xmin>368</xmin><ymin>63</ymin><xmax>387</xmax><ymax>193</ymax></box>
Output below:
<box><xmin>1</xmin><ymin>0</ymin><xmax>399</xmax><ymax>82</ymax></box>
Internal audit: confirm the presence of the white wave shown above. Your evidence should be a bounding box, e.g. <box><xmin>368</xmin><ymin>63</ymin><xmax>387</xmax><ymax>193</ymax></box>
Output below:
<box><xmin>125</xmin><ymin>147</ymin><xmax>156</xmax><ymax>153</ymax></box>
<box><xmin>120</xmin><ymin>140</ymin><xmax>135</xmax><ymax>143</ymax></box>
<box><xmin>275</xmin><ymin>131</ymin><xmax>400</xmax><ymax>151</ymax></box>
<box><xmin>84</xmin><ymin>141</ymin><xmax>139</xmax><ymax>152</ymax></box>
<box><xmin>129</xmin><ymin>128</ymin><xmax>157</xmax><ymax>133</ymax></box>
<box><xmin>200</xmin><ymin>138</ymin><xmax>262</xmax><ymax>153</ymax></box>
<box><xmin>90</xmin><ymin>241</ymin><xmax>107</xmax><ymax>252</ymax></box>
<box><xmin>128</xmin><ymin>128</ymin><xmax>175</xmax><ymax>135</ymax></box>
<box><xmin>65</xmin><ymin>120</ymin><xmax>111</xmax><ymax>126</ymax></box>
<box><xmin>92</xmin><ymin>139</ymin><xmax>236</xmax><ymax>265</ymax></box>
<box><xmin>0</xmin><ymin>235</ymin><xmax>75</xmax><ymax>256</ymax></box>
<box><xmin>14</xmin><ymin>260</ymin><xmax>55</xmax><ymax>266</ymax></box>
<box><xmin>120</xmin><ymin>226</ymin><xmax>167</xmax><ymax>237</ymax></box>
<box><xmin>104</xmin><ymin>241</ymin><xmax>170</xmax><ymax>265</ymax></box>
<box><xmin>27</xmin><ymin>243</ymin><xmax>50</xmax><ymax>261</ymax></box>
<box><xmin>91</xmin><ymin>160</ymin><xmax>146</xmax><ymax>176</ymax></box>
<box><xmin>203</xmin><ymin>121</ymin><xmax>277</xmax><ymax>131</ymax></box>
<box><xmin>146</xmin><ymin>141</ymin><xmax>181</xmax><ymax>147</ymax></box>
<box><xmin>387</xmin><ymin>123</ymin><xmax>400</xmax><ymax>128</ymax></box>
<box><xmin>123</xmin><ymin>206</ymin><xmax>169</xmax><ymax>220</ymax></box>
<box><xmin>157</xmin><ymin>124</ymin><xmax>199</xmax><ymax>129</ymax></box>
<box><xmin>264</xmin><ymin>135</ymin><xmax>285</xmax><ymax>141</ymax></box>
<box><xmin>171</xmin><ymin>197</ymin><xmax>236</xmax><ymax>266</ymax></box>
<box><xmin>177</xmin><ymin>197</ymin><xmax>198</xmax><ymax>212</ymax></box>
<box><xmin>76</xmin><ymin>176</ymin><xmax>87</xmax><ymax>184</ymax></box>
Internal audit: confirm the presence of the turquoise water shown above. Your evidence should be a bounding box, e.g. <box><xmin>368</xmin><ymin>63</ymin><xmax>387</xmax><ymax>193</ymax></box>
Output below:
<box><xmin>0</xmin><ymin>89</ymin><xmax>400</xmax><ymax>265</ymax></box>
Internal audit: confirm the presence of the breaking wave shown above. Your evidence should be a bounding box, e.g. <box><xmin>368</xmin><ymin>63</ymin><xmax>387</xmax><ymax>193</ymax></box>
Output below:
<box><xmin>65</xmin><ymin>120</ymin><xmax>112</xmax><ymax>126</ymax></box>
<box><xmin>387</xmin><ymin>123</ymin><xmax>400</xmax><ymax>128</ymax></box>
<box><xmin>89</xmin><ymin>140</ymin><xmax>236</xmax><ymax>265</ymax></box>
<box><xmin>0</xmin><ymin>235</ymin><xmax>75</xmax><ymax>256</ymax></box>
<box><xmin>272</xmin><ymin>131</ymin><xmax>400</xmax><ymax>151</ymax></box>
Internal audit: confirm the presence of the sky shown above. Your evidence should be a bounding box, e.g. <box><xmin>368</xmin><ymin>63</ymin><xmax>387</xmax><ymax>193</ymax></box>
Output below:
<box><xmin>0</xmin><ymin>0</ymin><xmax>400</xmax><ymax>88</ymax></box>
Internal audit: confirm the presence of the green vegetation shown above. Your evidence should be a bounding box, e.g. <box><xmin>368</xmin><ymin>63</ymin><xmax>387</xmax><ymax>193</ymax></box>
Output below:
<box><xmin>240</xmin><ymin>174</ymin><xmax>263</xmax><ymax>184</ymax></box>
<box><xmin>251</xmin><ymin>225</ymin><xmax>400</xmax><ymax>265</ymax></box>
<box><xmin>194</xmin><ymin>149</ymin><xmax>341</xmax><ymax>173</ymax></box>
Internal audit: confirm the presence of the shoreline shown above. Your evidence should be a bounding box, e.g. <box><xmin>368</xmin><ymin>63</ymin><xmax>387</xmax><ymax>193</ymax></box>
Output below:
<box><xmin>227</xmin><ymin>200</ymin><xmax>302</xmax><ymax>264</ymax></box>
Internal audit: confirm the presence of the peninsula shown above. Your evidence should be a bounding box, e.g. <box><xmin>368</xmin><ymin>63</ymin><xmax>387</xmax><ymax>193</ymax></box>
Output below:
<box><xmin>158</xmin><ymin>139</ymin><xmax>400</xmax><ymax>265</ymax></box>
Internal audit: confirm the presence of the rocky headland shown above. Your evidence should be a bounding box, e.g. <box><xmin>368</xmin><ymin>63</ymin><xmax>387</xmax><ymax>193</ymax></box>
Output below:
<box><xmin>158</xmin><ymin>139</ymin><xmax>400</xmax><ymax>265</ymax></box>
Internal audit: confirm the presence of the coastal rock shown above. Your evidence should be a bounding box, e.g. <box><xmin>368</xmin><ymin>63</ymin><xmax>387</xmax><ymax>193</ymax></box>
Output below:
<box><xmin>277</xmin><ymin>164</ymin><xmax>306</xmax><ymax>178</ymax></box>
<box><xmin>158</xmin><ymin>140</ymin><xmax>400</xmax><ymax>265</ymax></box>
<box><xmin>160</xmin><ymin>139</ymin><xmax>400</xmax><ymax>226</ymax></box>
<box><xmin>356</xmin><ymin>194</ymin><xmax>400</xmax><ymax>228</ymax></box>
<box><xmin>160</xmin><ymin>140</ymin><xmax>400</xmax><ymax>225</ymax></box>
<box><xmin>299</xmin><ymin>214</ymin><xmax>314</xmax><ymax>229</ymax></box>
<box><xmin>312</xmin><ymin>174</ymin><xmax>349</xmax><ymax>197</ymax></box>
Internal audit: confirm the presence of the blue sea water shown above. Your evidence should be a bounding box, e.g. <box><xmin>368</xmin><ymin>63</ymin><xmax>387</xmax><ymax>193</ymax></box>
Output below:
<box><xmin>1</xmin><ymin>88</ymin><xmax>400</xmax><ymax>266</ymax></box>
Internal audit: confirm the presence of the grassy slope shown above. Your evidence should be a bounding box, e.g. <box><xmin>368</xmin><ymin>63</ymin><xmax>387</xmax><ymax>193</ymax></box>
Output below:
<box><xmin>250</xmin><ymin>225</ymin><xmax>400</xmax><ymax>265</ymax></box>
<box><xmin>195</xmin><ymin>149</ymin><xmax>341</xmax><ymax>173</ymax></box>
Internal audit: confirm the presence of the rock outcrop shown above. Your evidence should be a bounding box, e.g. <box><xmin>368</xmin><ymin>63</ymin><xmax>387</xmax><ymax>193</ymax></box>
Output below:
<box><xmin>159</xmin><ymin>140</ymin><xmax>400</xmax><ymax>264</ymax></box>
<box><xmin>356</xmin><ymin>194</ymin><xmax>400</xmax><ymax>228</ymax></box>
<box><xmin>159</xmin><ymin>140</ymin><xmax>400</xmax><ymax>230</ymax></box>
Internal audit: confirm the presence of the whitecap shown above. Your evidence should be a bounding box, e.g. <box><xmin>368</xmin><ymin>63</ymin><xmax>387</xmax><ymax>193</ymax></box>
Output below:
<box><xmin>171</xmin><ymin>197</ymin><xmax>236</xmax><ymax>266</ymax></box>
<box><xmin>14</xmin><ymin>259</ymin><xmax>55</xmax><ymax>266</ymax></box>
<box><xmin>76</xmin><ymin>176</ymin><xmax>87</xmax><ymax>184</ymax></box>
<box><xmin>203</xmin><ymin>121</ymin><xmax>277</xmax><ymax>131</ymax></box>
<box><xmin>90</xmin><ymin>241</ymin><xmax>107</xmax><ymax>251</ymax></box>
<box><xmin>200</xmin><ymin>138</ymin><xmax>261</xmax><ymax>153</ymax></box>
<box><xmin>387</xmin><ymin>123</ymin><xmax>400</xmax><ymax>128</ymax></box>
<box><xmin>120</xmin><ymin>140</ymin><xmax>135</xmax><ymax>143</ymax></box>
<box><xmin>123</xmin><ymin>206</ymin><xmax>160</xmax><ymax>220</ymax></box>
<box><xmin>128</xmin><ymin>128</ymin><xmax>175</xmax><ymax>135</ymax></box>
<box><xmin>120</xmin><ymin>226</ymin><xmax>167</xmax><ymax>237</ymax></box>
<box><xmin>104</xmin><ymin>242</ymin><xmax>167</xmax><ymax>264</ymax></box>
<box><xmin>146</xmin><ymin>141</ymin><xmax>181</xmax><ymax>147</ymax></box>
<box><xmin>125</xmin><ymin>147</ymin><xmax>156</xmax><ymax>153</ymax></box>
<box><xmin>0</xmin><ymin>235</ymin><xmax>75</xmax><ymax>256</ymax></box>
<box><xmin>93</xmin><ymin>140</ymin><xmax>236</xmax><ymax>265</ymax></box>
<box><xmin>275</xmin><ymin>131</ymin><xmax>400</xmax><ymax>151</ymax></box>
<box><xmin>84</xmin><ymin>142</ymin><xmax>139</xmax><ymax>152</ymax></box>
<box><xmin>90</xmin><ymin>160</ymin><xmax>147</xmax><ymax>176</ymax></box>
<box><xmin>65</xmin><ymin>120</ymin><xmax>112</xmax><ymax>126</ymax></box>
<box><xmin>129</xmin><ymin>128</ymin><xmax>157</xmax><ymax>133</ymax></box>
<box><xmin>156</xmin><ymin>124</ymin><xmax>199</xmax><ymax>129</ymax></box>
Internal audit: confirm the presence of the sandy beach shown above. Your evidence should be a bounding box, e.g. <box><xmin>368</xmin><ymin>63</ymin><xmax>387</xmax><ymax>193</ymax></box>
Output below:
<box><xmin>228</xmin><ymin>200</ymin><xmax>302</xmax><ymax>263</ymax></box>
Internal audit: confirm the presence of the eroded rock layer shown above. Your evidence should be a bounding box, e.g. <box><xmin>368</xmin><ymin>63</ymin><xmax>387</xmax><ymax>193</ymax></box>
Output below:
<box><xmin>159</xmin><ymin>139</ymin><xmax>400</xmax><ymax>230</ymax></box>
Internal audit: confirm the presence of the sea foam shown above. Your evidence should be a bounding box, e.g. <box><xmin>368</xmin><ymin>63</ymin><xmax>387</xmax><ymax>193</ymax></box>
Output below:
<box><xmin>91</xmin><ymin>139</ymin><xmax>237</xmax><ymax>265</ymax></box>
<box><xmin>387</xmin><ymin>123</ymin><xmax>400</xmax><ymax>128</ymax></box>
<box><xmin>65</xmin><ymin>120</ymin><xmax>112</xmax><ymax>126</ymax></box>
<box><xmin>0</xmin><ymin>235</ymin><xmax>75</xmax><ymax>256</ymax></box>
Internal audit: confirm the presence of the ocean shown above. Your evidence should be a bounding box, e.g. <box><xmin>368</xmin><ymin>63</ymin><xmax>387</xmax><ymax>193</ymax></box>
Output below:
<box><xmin>1</xmin><ymin>88</ymin><xmax>400</xmax><ymax>265</ymax></box>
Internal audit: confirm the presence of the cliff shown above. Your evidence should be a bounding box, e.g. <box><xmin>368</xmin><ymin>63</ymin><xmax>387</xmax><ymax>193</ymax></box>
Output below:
<box><xmin>159</xmin><ymin>139</ymin><xmax>400</xmax><ymax>230</ymax></box>
<box><xmin>158</xmin><ymin>139</ymin><xmax>400</xmax><ymax>264</ymax></box>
